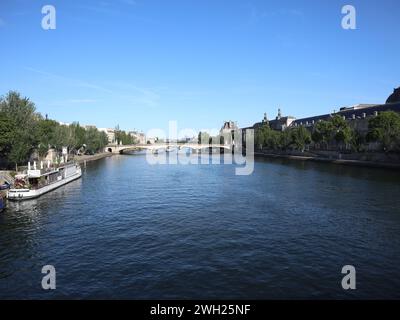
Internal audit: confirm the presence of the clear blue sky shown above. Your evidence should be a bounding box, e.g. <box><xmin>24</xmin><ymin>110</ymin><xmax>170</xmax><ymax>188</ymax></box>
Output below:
<box><xmin>0</xmin><ymin>0</ymin><xmax>399</xmax><ymax>133</ymax></box>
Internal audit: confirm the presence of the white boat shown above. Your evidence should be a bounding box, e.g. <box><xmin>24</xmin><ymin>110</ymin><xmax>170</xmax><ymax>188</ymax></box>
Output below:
<box><xmin>7</xmin><ymin>162</ymin><xmax>82</xmax><ymax>201</ymax></box>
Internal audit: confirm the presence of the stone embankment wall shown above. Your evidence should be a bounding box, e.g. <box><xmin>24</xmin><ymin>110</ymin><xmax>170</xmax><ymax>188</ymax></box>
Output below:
<box><xmin>256</xmin><ymin>149</ymin><xmax>400</xmax><ymax>167</ymax></box>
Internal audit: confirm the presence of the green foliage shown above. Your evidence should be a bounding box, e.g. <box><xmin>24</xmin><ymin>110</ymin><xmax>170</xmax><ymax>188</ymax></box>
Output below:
<box><xmin>289</xmin><ymin>126</ymin><xmax>311</xmax><ymax>152</ymax></box>
<box><xmin>0</xmin><ymin>111</ymin><xmax>14</xmax><ymax>156</ymax></box>
<box><xmin>36</xmin><ymin>118</ymin><xmax>59</xmax><ymax>156</ymax></box>
<box><xmin>311</xmin><ymin>115</ymin><xmax>355</xmax><ymax>150</ymax></box>
<box><xmin>256</xmin><ymin>116</ymin><xmax>356</xmax><ymax>153</ymax></box>
<box><xmin>367</xmin><ymin>111</ymin><xmax>400</xmax><ymax>151</ymax></box>
<box><xmin>35</xmin><ymin>120</ymin><xmax>108</xmax><ymax>157</ymax></box>
<box><xmin>255</xmin><ymin>124</ymin><xmax>290</xmax><ymax>151</ymax></box>
<box><xmin>255</xmin><ymin>125</ymin><xmax>272</xmax><ymax>149</ymax></box>
<box><xmin>0</xmin><ymin>91</ymin><xmax>38</xmax><ymax>165</ymax></box>
<box><xmin>266</xmin><ymin>130</ymin><xmax>282</xmax><ymax>150</ymax></box>
<box><xmin>351</xmin><ymin>130</ymin><xmax>366</xmax><ymax>152</ymax></box>
<box><xmin>0</xmin><ymin>90</ymin><xmax>111</xmax><ymax>168</ymax></box>
<box><xmin>330</xmin><ymin>115</ymin><xmax>354</xmax><ymax>147</ymax></box>
<box><xmin>85</xmin><ymin>128</ymin><xmax>108</xmax><ymax>154</ymax></box>
<box><xmin>334</xmin><ymin>126</ymin><xmax>354</xmax><ymax>146</ymax></box>
<box><xmin>71</xmin><ymin>122</ymin><xmax>86</xmax><ymax>149</ymax></box>
<box><xmin>312</xmin><ymin>120</ymin><xmax>333</xmax><ymax>148</ymax></box>
<box><xmin>115</xmin><ymin>125</ymin><xmax>137</xmax><ymax>145</ymax></box>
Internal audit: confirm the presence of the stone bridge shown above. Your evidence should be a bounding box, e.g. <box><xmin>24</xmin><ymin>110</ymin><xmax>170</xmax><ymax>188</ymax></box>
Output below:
<box><xmin>105</xmin><ymin>143</ymin><xmax>232</xmax><ymax>154</ymax></box>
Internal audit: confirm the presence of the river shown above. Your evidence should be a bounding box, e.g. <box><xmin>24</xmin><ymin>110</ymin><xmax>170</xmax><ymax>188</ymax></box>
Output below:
<box><xmin>1</xmin><ymin>153</ymin><xmax>400</xmax><ymax>299</ymax></box>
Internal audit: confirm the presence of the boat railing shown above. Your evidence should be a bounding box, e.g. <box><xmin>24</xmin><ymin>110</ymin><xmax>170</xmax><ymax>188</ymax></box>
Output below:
<box><xmin>23</xmin><ymin>160</ymin><xmax>77</xmax><ymax>175</ymax></box>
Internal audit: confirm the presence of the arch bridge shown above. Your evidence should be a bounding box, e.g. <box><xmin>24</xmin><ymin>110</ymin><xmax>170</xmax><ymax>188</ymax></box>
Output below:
<box><xmin>105</xmin><ymin>143</ymin><xmax>232</xmax><ymax>154</ymax></box>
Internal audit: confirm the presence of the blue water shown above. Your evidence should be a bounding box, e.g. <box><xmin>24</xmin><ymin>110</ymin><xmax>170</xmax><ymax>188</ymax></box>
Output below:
<box><xmin>0</xmin><ymin>154</ymin><xmax>400</xmax><ymax>299</ymax></box>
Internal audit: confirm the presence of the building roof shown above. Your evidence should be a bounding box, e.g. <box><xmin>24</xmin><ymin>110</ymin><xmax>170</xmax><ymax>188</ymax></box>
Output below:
<box><xmin>292</xmin><ymin>102</ymin><xmax>400</xmax><ymax>126</ymax></box>
<box><xmin>386</xmin><ymin>87</ymin><xmax>400</xmax><ymax>104</ymax></box>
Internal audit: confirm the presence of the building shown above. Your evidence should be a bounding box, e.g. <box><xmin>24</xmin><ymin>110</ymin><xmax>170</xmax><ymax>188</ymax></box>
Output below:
<box><xmin>386</xmin><ymin>87</ymin><xmax>400</xmax><ymax>104</ymax></box>
<box><xmin>220</xmin><ymin>120</ymin><xmax>239</xmax><ymax>145</ymax></box>
<box><xmin>146</xmin><ymin>137</ymin><xmax>157</xmax><ymax>145</ymax></box>
<box><xmin>84</xmin><ymin>125</ymin><xmax>97</xmax><ymax>130</ymax></box>
<box><xmin>220</xmin><ymin>121</ymin><xmax>238</xmax><ymax>134</ymax></box>
<box><xmin>291</xmin><ymin>88</ymin><xmax>400</xmax><ymax>128</ymax></box>
<box><xmin>57</xmin><ymin>121</ymin><xmax>71</xmax><ymax>126</ymax></box>
<box><xmin>128</xmin><ymin>131</ymin><xmax>146</xmax><ymax>144</ymax></box>
<box><xmin>291</xmin><ymin>103</ymin><xmax>400</xmax><ymax>133</ymax></box>
<box><xmin>253</xmin><ymin>109</ymin><xmax>296</xmax><ymax>131</ymax></box>
<box><xmin>98</xmin><ymin>128</ymin><xmax>116</xmax><ymax>144</ymax></box>
<box><xmin>240</xmin><ymin>87</ymin><xmax>400</xmax><ymax>144</ymax></box>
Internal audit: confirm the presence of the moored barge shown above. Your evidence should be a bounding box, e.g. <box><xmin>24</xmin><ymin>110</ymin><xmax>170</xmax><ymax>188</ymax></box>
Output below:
<box><xmin>7</xmin><ymin>161</ymin><xmax>82</xmax><ymax>201</ymax></box>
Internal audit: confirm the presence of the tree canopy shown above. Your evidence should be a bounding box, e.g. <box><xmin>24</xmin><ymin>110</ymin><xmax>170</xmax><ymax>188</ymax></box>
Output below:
<box><xmin>255</xmin><ymin>111</ymin><xmax>400</xmax><ymax>153</ymax></box>
<box><xmin>367</xmin><ymin>111</ymin><xmax>400</xmax><ymax>151</ymax></box>
<box><xmin>0</xmin><ymin>91</ymin><xmax>109</xmax><ymax>168</ymax></box>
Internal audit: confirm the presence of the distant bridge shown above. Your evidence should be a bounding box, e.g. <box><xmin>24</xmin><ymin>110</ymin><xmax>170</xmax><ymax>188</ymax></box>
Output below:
<box><xmin>105</xmin><ymin>143</ymin><xmax>232</xmax><ymax>154</ymax></box>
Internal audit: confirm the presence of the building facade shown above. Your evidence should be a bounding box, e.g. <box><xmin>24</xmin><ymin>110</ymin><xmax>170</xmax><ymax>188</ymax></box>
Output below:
<box><xmin>129</xmin><ymin>131</ymin><xmax>146</xmax><ymax>144</ymax></box>
<box><xmin>291</xmin><ymin>103</ymin><xmax>400</xmax><ymax>134</ymax></box>
<box><xmin>220</xmin><ymin>120</ymin><xmax>239</xmax><ymax>146</ymax></box>
<box><xmin>240</xmin><ymin>87</ymin><xmax>400</xmax><ymax>146</ymax></box>
<box><xmin>98</xmin><ymin>128</ymin><xmax>116</xmax><ymax>144</ymax></box>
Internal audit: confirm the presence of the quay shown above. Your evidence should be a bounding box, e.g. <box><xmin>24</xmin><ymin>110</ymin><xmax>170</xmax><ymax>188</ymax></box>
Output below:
<box><xmin>74</xmin><ymin>152</ymin><xmax>113</xmax><ymax>164</ymax></box>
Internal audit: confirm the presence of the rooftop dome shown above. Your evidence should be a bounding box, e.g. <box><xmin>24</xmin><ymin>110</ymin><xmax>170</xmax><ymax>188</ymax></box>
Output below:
<box><xmin>386</xmin><ymin>87</ymin><xmax>400</xmax><ymax>104</ymax></box>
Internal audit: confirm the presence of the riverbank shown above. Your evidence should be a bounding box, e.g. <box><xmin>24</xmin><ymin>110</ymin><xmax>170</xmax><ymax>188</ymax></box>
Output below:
<box><xmin>0</xmin><ymin>153</ymin><xmax>112</xmax><ymax>179</ymax></box>
<box><xmin>0</xmin><ymin>153</ymin><xmax>112</xmax><ymax>203</ymax></box>
<box><xmin>255</xmin><ymin>152</ymin><xmax>400</xmax><ymax>170</ymax></box>
<box><xmin>74</xmin><ymin>152</ymin><xmax>113</xmax><ymax>164</ymax></box>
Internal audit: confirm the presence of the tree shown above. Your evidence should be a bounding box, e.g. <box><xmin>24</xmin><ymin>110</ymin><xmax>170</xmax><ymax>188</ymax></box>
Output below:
<box><xmin>311</xmin><ymin>116</ymin><xmax>355</xmax><ymax>150</ymax></box>
<box><xmin>0</xmin><ymin>111</ymin><xmax>14</xmax><ymax>158</ymax></box>
<box><xmin>334</xmin><ymin>126</ymin><xmax>354</xmax><ymax>149</ymax></box>
<box><xmin>330</xmin><ymin>115</ymin><xmax>354</xmax><ymax>149</ymax></box>
<box><xmin>290</xmin><ymin>126</ymin><xmax>311</xmax><ymax>152</ymax></box>
<box><xmin>0</xmin><ymin>90</ymin><xmax>119</xmax><ymax>168</ymax></box>
<box><xmin>255</xmin><ymin>124</ymin><xmax>286</xmax><ymax>150</ymax></box>
<box><xmin>70</xmin><ymin>122</ymin><xmax>86</xmax><ymax>151</ymax></box>
<box><xmin>278</xmin><ymin>130</ymin><xmax>291</xmax><ymax>150</ymax></box>
<box><xmin>114</xmin><ymin>125</ymin><xmax>136</xmax><ymax>145</ymax></box>
<box><xmin>265</xmin><ymin>129</ymin><xmax>281</xmax><ymax>150</ymax></box>
<box><xmin>312</xmin><ymin>120</ymin><xmax>334</xmax><ymax>149</ymax></box>
<box><xmin>255</xmin><ymin>124</ymin><xmax>271</xmax><ymax>149</ymax></box>
<box><xmin>84</xmin><ymin>127</ymin><xmax>108</xmax><ymax>154</ymax></box>
<box><xmin>53</xmin><ymin>124</ymin><xmax>74</xmax><ymax>150</ymax></box>
<box><xmin>367</xmin><ymin>111</ymin><xmax>400</xmax><ymax>151</ymax></box>
<box><xmin>255</xmin><ymin>125</ymin><xmax>267</xmax><ymax>149</ymax></box>
<box><xmin>36</xmin><ymin>118</ymin><xmax>59</xmax><ymax>156</ymax></box>
<box><xmin>0</xmin><ymin>91</ymin><xmax>38</xmax><ymax>166</ymax></box>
